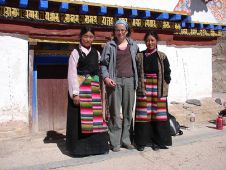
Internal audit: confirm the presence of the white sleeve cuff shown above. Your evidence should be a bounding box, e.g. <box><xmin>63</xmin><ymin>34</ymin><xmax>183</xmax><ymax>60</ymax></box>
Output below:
<box><xmin>73</xmin><ymin>90</ymin><xmax>79</xmax><ymax>96</ymax></box>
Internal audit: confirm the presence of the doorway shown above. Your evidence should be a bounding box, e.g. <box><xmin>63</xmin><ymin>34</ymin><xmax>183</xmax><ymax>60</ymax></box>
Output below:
<box><xmin>34</xmin><ymin>42</ymin><xmax>104</xmax><ymax>131</ymax></box>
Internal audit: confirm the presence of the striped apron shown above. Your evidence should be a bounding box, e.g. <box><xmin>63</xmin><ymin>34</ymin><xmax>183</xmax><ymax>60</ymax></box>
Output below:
<box><xmin>135</xmin><ymin>73</ymin><xmax>167</xmax><ymax>122</ymax></box>
<box><xmin>79</xmin><ymin>75</ymin><xmax>108</xmax><ymax>134</ymax></box>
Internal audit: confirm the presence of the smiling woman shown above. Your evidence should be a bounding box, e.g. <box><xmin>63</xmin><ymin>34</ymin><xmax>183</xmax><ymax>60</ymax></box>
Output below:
<box><xmin>100</xmin><ymin>20</ymin><xmax>139</xmax><ymax>152</ymax></box>
<box><xmin>80</xmin><ymin>33</ymin><xmax>95</xmax><ymax>48</ymax></box>
<box><xmin>66</xmin><ymin>26</ymin><xmax>109</xmax><ymax>157</ymax></box>
<box><xmin>135</xmin><ymin>31</ymin><xmax>172</xmax><ymax>151</ymax></box>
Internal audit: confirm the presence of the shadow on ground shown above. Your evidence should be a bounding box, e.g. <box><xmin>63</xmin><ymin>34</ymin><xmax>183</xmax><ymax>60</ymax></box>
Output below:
<box><xmin>207</xmin><ymin>120</ymin><xmax>217</xmax><ymax>129</ymax></box>
<box><xmin>43</xmin><ymin>130</ymin><xmax>73</xmax><ymax>157</ymax></box>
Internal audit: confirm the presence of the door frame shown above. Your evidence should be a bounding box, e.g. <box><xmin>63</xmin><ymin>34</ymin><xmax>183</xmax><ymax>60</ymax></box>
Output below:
<box><xmin>28</xmin><ymin>40</ymin><xmax>105</xmax><ymax>132</ymax></box>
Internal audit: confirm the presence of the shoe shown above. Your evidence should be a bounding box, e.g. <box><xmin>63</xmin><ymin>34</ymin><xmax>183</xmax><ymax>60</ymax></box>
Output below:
<box><xmin>152</xmin><ymin>143</ymin><xmax>168</xmax><ymax>151</ymax></box>
<box><xmin>136</xmin><ymin>145</ymin><xmax>145</xmax><ymax>151</ymax></box>
<box><xmin>158</xmin><ymin>144</ymin><xmax>168</xmax><ymax>149</ymax></box>
<box><xmin>152</xmin><ymin>143</ymin><xmax>160</xmax><ymax>151</ymax></box>
<box><xmin>112</xmin><ymin>146</ymin><xmax>120</xmax><ymax>152</ymax></box>
<box><xmin>122</xmin><ymin>144</ymin><xmax>135</xmax><ymax>150</ymax></box>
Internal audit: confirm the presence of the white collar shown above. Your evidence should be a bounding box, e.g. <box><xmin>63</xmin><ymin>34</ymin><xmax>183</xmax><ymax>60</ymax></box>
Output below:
<box><xmin>79</xmin><ymin>44</ymin><xmax>91</xmax><ymax>55</ymax></box>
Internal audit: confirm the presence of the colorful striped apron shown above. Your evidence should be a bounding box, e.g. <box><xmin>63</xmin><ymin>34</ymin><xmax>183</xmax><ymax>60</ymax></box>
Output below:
<box><xmin>79</xmin><ymin>75</ymin><xmax>108</xmax><ymax>134</ymax></box>
<box><xmin>135</xmin><ymin>73</ymin><xmax>167</xmax><ymax>122</ymax></box>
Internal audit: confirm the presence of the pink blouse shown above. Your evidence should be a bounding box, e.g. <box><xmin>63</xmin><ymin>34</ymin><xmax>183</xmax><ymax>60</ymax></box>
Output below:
<box><xmin>68</xmin><ymin>45</ymin><xmax>100</xmax><ymax>99</ymax></box>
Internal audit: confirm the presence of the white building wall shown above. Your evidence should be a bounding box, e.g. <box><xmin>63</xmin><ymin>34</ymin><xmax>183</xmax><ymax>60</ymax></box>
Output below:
<box><xmin>0</xmin><ymin>33</ymin><xmax>29</xmax><ymax>123</ymax></box>
<box><xmin>138</xmin><ymin>43</ymin><xmax>212</xmax><ymax>102</ymax></box>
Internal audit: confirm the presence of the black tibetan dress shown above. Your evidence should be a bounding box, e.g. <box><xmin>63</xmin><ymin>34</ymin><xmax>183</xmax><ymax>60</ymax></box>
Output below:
<box><xmin>134</xmin><ymin>51</ymin><xmax>172</xmax><ymax>149</ymax></box>
<box><xmin>66</xmin><ymin>47</ymin><xmax>109</xmax><ymax>157</ymax></box>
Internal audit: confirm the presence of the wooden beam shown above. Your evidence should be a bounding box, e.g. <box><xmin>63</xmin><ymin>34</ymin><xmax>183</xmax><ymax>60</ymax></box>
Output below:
<box><xmin>59</xmin><ymin>2</ymin><xmax>69</xmax><ymax>12</ymax></box>
<box><xmin>129</xmin><ymin>9</ymin><xmax>138</xmax><ymax>18</ymax></box>
<box><xmin>167</xmin><ymin>40</ymin><xmax>217</xmax><ymax>46</ymax></box>
<box><xmin>115</xmin><ymin>7</ymin><xmax>124</xmax><ymax>16</ymax></box>
<box><xmin>168</xmin><ymin>36</ymin><xmax>217</xmax><ymax>46</ymax></box>
<box><xmin>155</xmin><ymin>12</ymin><xmax>169</xmax><ymax>20</ymax></box>
<box><xmin>19</xmin><ymin>0</ymin><xmax>29</xmax><ymax>8</ymax></box>
<box><xmin>39</xmin><ymin>0</ymin><xmax>48</xmax><ymax>10</ymax></box>
<box><xmin>141</xmin><ymin>10</ymin><xmax>151</xmax><ymax>19</ymax></box>
<box><xmin>170</xmin><ymin>14</ymin><xmax>181</xmax><ymax>21</ymax></box>
<box><xmin>0</xmin><ymin>23</ymin><xmax>81</xmax><ymax>36</ymax></box>
<box><xmin>80</xmin><ymin>4</ymin><xmax>89</xmax><ymax>14</ymax></box>
<box><xmin>0</xmin><ymin>22</ymin><xmax>219</xmax><ymax>46</ymax></box>
<box><xmin>0</xmin><ymin>0</ymin><xmax>6</xmax><ymax>5</ymax></box>
<box><xmin>98</xmin><ymin>6</ymin><xmax>107</xmax><ymax>15</ymax></box>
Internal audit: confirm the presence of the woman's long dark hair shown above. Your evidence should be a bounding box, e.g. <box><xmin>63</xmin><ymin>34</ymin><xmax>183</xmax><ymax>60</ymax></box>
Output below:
<box><xmin>144</xmin><ymin>31</ymin><xmax>159</xmax><ymax>42</ymax></box>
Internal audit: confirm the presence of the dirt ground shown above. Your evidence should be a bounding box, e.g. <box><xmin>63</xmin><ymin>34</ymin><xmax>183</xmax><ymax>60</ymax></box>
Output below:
<box><xmin>1</xmin><ymin>123</ymin><xmax>226</xmax><ymax>170</ymax></box>
<box><xmin>57</xmin><ymin>132</ymin><xmax>226</xmax><ymax>170</ymax></box>
<box><xmin>0</xmin><ymin>93</ymin><xmax>226</xmax><ymax>170</ymax></box>
<box><xmin>169</xmin><ymin>94</ymin><xmax>226</xmax><ymax>127</ymax></box>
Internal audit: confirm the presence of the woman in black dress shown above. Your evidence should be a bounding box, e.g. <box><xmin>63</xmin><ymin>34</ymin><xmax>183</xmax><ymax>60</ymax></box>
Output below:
<box><xmin>66</xmin><ymin>26</ymin><xmax>109</xmax><ymax>157</ymax></box>
<box><xmin>135</xmin><ymin>31</ymin><xmax>172</xmax><ymax>151</ymax></box>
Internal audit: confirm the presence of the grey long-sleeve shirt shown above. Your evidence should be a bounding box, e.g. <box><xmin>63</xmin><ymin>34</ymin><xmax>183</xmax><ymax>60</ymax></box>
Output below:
<box><xmin>100</xmin><ymin>38</ymin><xmax>139</xmax><ymax>89</ymax></box>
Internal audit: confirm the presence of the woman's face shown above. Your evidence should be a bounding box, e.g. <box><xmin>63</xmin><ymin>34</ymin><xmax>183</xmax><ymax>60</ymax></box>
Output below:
<box><xmin>81</xmin><ymin>31</ymin><xmax>95</xmax><ymax>48</ymax></box>
<box><xmin>114</xmin><ymin>24</ymin><xmax>128</xmax><ymax>42</ymax></box>
<box><xmin>145</xmin><ymin>35</ymin><xmax>157</xmax><ymax>51</ymax></box>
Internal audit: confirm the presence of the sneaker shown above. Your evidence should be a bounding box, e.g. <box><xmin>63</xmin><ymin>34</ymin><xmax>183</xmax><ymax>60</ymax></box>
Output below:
<box><xmin>112</xmin><ymin>146</ymin><xmax>120</xmax><ymax>152</ymax></box>
<box><xmin>122</xmin><ymin>144</ymin><xmax>135</xmax><ymax>150</ymax></box>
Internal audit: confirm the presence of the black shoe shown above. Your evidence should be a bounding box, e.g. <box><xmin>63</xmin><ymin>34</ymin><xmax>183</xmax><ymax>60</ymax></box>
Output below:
<box><xmin>152</xmin><ymin>143</ymin><xmax>160</xmax><ymax>151</ymax></box>
<box><xmin>152</xmin><ymin>143</ymin><xmax>168</xmax><ymax>150</ymax></box>
<box><xmin>136</xmin><ymin>145</ymin><xmax>145</xmax><ymax>151</ymax></box>
<box><xmin>158</xmin><ymin>144</ymin><xmax>168</xmax><ymax>149</ymax></box>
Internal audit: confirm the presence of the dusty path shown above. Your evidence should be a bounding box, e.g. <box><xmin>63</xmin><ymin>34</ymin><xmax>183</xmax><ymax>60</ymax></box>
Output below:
<box><xmin>1</xmin><ymin>124</ymin><xmax>226</xmax><ymax>170</ymax></box>
<box><xmin>57</xmin><ymin>127</ymin><xmax>226</xmax><ymax>170</ymax></box>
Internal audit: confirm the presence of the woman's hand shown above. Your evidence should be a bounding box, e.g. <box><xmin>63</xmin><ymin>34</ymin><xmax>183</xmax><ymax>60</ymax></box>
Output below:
<box><xmin>73</xmin><ymin>95</ymin><xmax>80</xmax><ymax>106</ymax></box>
<box><xmin>104</xmin><ymin>77</ymin><xmax>116</xmax><ymax>87</ymax></box>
